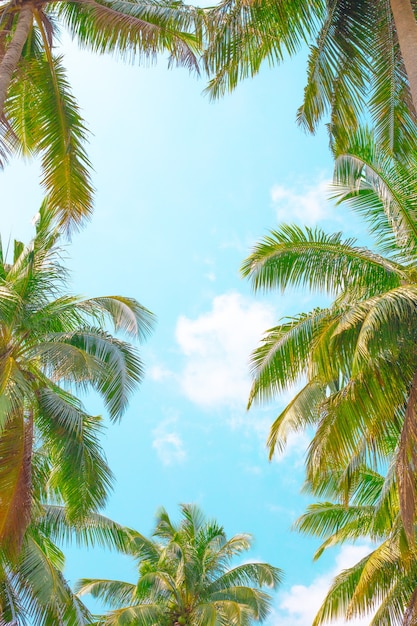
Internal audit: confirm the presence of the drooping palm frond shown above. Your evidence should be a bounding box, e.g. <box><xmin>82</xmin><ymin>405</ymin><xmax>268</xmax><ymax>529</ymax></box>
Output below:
<box><xmin>368</xmin><ymin>1</ymin><xmax>417</xmax><ymax>155</ymax></box>
<box><xmin>5</xmin><ymin>19</ymin><xmax>93</xmax><ymax>235</ymax></box>
<box><xmin>297</xmin><ymin>0</ymin><xmax>371</xmax><ymax>138</ymax></box>
<box><xmin>0</xmin><ymin>0</ymin><xmax>204</xmax><ymax>232</ymax></box>
<box><xmin>204</xmin><ymin>0</ymin><xmax>417</xmax><ymax>150</ymax></box>
<box><xmin>242</xmin><ymin>224</ymin><xmax>404</xmax><ymax>295</ymax></box>
<box><xmin>332</xmin><ymin>129</ymin><xmax>417</xmax><ymax>258</ymax></box>
<box><xmin>203</xmin><ymin>0</ymin><xmax>324</xmax><ymax>99</ymax></box>
<box><xmin>56</xmin><ymin>0</ymin><xmax>203</xmax><ymax>70</ymax></box>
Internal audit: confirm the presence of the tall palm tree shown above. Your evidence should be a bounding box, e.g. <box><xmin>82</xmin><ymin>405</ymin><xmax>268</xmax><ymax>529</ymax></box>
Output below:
<box><xmin>77</xmin><ymin>503</ymin><xmax>282</xmax><ymax>625</ymax></box>
<box><xmin>0</xmin><ymin>0</ymin><xmax>203</xmax><ymax>233</ymax></box>
<box><xmin>295</xmin><ymin>465</ymin><xmax>417</xmax><ymax>625</ymax></box>
<box><xmin>241</xmin><ymin>129</ymin><xmax>417</xmax><ymax>540</ymax></box>
<box><xmin>0</xmin><ymin>201</ymin><xmax>154</xmax><ymax>552</ymax></box>
<box><xmin>203</xmin><ymin>0</ymin><xmax>417</xmax><ymax>153</ymax></box>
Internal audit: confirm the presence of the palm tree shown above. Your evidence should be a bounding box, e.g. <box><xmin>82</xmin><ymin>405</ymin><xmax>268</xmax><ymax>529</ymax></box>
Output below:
<box><xmin>295</xmin><ymin>465</ymin><xmax>417</xmax><ymax>625</ymax></box>
<box><xmin>0</xmin><ymin>0</ymin><xmax>203</xmax><ymax>233</ymax></box>
<box><xmin>0</xmin><ymin>201</ymin><xmax>154</xmax><ymax>552</ymax></box>
<box><xmin>203</xmin><ymin>0</ymin><xmax>417</xmax><ymax>153</ymax></box>
<box><xmin>77</xmin><ymin>503</ymin><xmax>282</xmax><ymax>625</ymax></box>
<box><xmin>242</xmin><ymin>129</ymin><xmax>417</xmax><ymax>541</ymax></box>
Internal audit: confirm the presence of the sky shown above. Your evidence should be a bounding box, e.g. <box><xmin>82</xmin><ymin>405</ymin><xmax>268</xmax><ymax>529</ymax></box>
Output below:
<box><xmin>1</xmin><ymin>28</ymin><xmax>375</xmax><ymax>626</ymax></box>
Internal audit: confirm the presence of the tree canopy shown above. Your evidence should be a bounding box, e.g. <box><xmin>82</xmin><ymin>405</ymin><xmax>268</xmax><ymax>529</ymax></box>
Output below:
<box><xmin>242</xmin><ymin>129</ymin><xmax>417</xmax><ymax>540</ymax></box>
<box><xmin>204</xmin><ymin>0</ymin><xmax>417</xmax><ymax>153</ymax></box>
<box><xmin>78</xmin><ymin>503</ymin><xmax>282</xmax><ymax>625</ymax></box>
<box><xmin>0</xmin><ymin>203</ymin><xmax>154</xmax><ymax>552</ymax></box>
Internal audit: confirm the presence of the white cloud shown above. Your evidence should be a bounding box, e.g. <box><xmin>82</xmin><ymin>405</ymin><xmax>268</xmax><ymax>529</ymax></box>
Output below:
<box><xmin>148</xmin><ymin>365</ymin><xmax>173</xmax><ymax>382</ymax></box>
<box><xmin>271</xmin><ymin>179</ymin><xmax>333</xmax><ymax>226</ymax></box>
<box><xmin>175</xmin><ymin>292</ymin><xmax>275</xmax><ymax>409</ymax></box>
<box><xmin>152</xmin><ymin>417</ymin><xmax>186</xmax><ymax>466</ymax></box>
<box><xmin>274</xmin><ymin>544</ymin><xmax>373</xmax><ymax>626</ymax></box>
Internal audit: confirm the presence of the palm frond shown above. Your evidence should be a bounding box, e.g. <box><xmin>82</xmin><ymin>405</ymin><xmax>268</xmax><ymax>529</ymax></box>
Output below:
<box><xmin>203</xmin><ymin>0</ymin><xmax>323</xmax><ymax>99</ymax></box>
<box><xmin>241</xmin><ymin>224</ymin><xmax>403</xmax><ymax>295</ymax></box>
<box><xmin>7</xmin><ymin>26</ymin><xmax>93</xmax><ymax>235</ymax></box>
<box><xmin>57</xmin><ymin>0</ymin><xmax>201</xmax><ymax>71</ymax></box>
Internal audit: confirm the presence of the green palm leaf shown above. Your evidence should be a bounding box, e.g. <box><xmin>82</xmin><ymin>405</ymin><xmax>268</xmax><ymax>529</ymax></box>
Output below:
<box><xmin>79</xmin><ymin>505</ymin><xmax>281</xmax><ymax>625</ymax></box>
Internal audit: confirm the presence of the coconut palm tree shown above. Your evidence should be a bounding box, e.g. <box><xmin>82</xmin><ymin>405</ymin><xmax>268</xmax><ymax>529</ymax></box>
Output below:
<box><xmin>0</xmin><ymin>201</ymin><xmax>154</xmax><ymax>553</ymax></box>
<box><xmin>295</xmin><ymin>465</ymin><xmax>417</xmax><ymax>625</ymax></box>
<box><xmin>242</xmin><ymin>129</ymin><xmax>417</xmax><ymax>540</ymax></box>
<box><xmin>77</xmin><ymin>503</ymin><xmax>282</xmax><ymax>625</ymax></box>
<box><xmin>0</xmin><ymin>0</ymin><xmax>203</xmax><ymax>233</ymax></box>
<box><xmin>203</xmin><ymin>0</ymin><xmax>417</xmax><ymax>153</ymax></box>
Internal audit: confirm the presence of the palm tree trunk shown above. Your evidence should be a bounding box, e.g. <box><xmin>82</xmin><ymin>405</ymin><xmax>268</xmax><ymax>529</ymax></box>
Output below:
<box><xmin>397</xmin><ymin>367</ymin><xmax>417</xmax><ymax>544</ymax></box>
<box><xmin>0</xmin><ymin>409</ymin><xmax>33</xmax><ymax>558</ymax></box>
<box><xmin>0</xmin><ymin>2</ymin><xmax>33</xmax><ymax>118</ymax></box>
<box><xmin>390</xmin><ymin>0</ymin><xmax>417</xmax><ymax>112</ymax></box>
<box><xmin>404</xmin><ymin>584</ymin><xmax>417</xmax><ymax>626</ymax></box>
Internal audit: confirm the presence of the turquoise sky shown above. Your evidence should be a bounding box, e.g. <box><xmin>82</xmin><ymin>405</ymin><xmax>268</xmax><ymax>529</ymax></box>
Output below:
<box><xmin>3</xmin><ymin>33</ymin><xmax>373</xmax><ymax>625</ymax></box>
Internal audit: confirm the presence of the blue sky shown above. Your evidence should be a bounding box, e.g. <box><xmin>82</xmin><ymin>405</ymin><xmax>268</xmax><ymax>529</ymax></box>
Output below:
<box><xmin>2</xmin><ymin>34</ymin><xmax>374</xmax><ymax>625</ymax></box>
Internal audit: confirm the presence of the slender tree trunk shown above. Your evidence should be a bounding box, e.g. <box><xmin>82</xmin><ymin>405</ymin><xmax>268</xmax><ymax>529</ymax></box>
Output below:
<box><xmin>390</xmin><ymin>0</ymin><xmax>417</xmax><ymax>112</ymax></box>
<box><xmin>0</xmin><ymin>2</ymin><xmax>33</xmax><ymax>119</ymax></box>
<box><xmin>404</xmin><ymin>584</ymin><xmax>417</xmax><ymax>626</ymax></box>
<box><xmin>397</xmin><ymin>367</ymin><xmax>417</xmax><ymax>544</ymax></box>
<box><xmin>0</xmin><ymin>409</ymin><xmax>33</xmax><ymax>558</ymax></box>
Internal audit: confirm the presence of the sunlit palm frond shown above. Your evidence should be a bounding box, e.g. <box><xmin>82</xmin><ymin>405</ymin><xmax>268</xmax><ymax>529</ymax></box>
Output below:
<box><xmin>0</xmin><ymin>208</ymin><xmax>154</xmax><ymax>539</ymax></box>
<box><xmin>40</xmin><ymin>505</ymin><xmax>131</xmax><ymax>553</ymax></box>
<box><xmin>368</xmin><ymin>2</ymin><xmax>417</xmax><ymax>155</ymax></box>
<box><xmin>76</xmin><ymin>578</ymin><xmax>137</xmax><ymax>608</ymax></box>
<box><xmin>78</xmin><ymin>295</ymin><xmax>155</xmax><ymax>339</ymax></box>
<box><xmin>297</xmin><ymin>0</ymin><xmax>370</xmax><ymax>135</ymax></box>
<box><xmin>203</xmin><ymin>0</ymin><xmax>323</xmax><ymax>99</ymax></box>
<box><xmin>333</xmin><ymin>130</ymin><xmax>417</xmax><ymax>258</ymax></box>
<box><xmin>80</xmin><ymin>505</ymin><xmax>280</xmax><ymax>624</ymax></box>
<box><xmin>266</xmin><ymin>380</ymin><xmax>325</xmax><ymax>458</ymax></box>
<box><xmin>57</xmin><ymin>0</ymin><xmax>201</xmax><ymax>71</ymax></box>
<box><xmin>241</xmin><ymin>223</ymin><xmax>402</xmax><ymax>295</ymax></box>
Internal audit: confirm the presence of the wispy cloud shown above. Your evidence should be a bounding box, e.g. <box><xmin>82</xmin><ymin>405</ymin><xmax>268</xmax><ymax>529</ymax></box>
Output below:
<box><xmin>152</xmin><ymin>416</ymin><xmax>187</xmax><ymax>466</ymax></box>
<box><xmin>175</xmin><ymin>292</ymin><xmax>276</xmax><ymax>409</ymax></box>
<box><xmin>271</xmin><ymin>178</ymin><xmax>333</xmax><ymax>226</ymax></box>
<box><xmin>273</xmin><ymin>544</ymin><xmax>373</xmax><ymax>626</ymax></box>
<box><xmin>148</xmin><ymin>364</ymin><xmax>173</xmax><ymax>382</ymax></box>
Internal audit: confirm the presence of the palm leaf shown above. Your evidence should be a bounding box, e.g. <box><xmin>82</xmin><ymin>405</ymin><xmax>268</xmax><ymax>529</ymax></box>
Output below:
<box><xmin>7</xmin><ymin>25</ymin><xmax>93</xmax><ymax>234</ymax></box>
<box><xmin>57</xmin><ymin>0</ymin><xmax>201</xmax><ymax>70</ymax></box>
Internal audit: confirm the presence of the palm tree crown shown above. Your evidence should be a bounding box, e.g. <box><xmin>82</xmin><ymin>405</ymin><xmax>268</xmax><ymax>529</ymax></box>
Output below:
<box><xmin>78</xmin><ymin>503</ymin><xmax>282</xmax><ymax>625</ymax></box>
<box><xmin>242</xmin><ymin>130</ymin><xmax>417</xmax><ymax>540</ymax></box>
<box><xmin>0</xmin><ymin>203</ymin><xmax>154</xmax><ymax>551</ymax></box>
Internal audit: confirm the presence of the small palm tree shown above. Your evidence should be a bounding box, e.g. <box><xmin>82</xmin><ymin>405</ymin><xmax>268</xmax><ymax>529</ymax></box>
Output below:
<box><xmin>78</xmin><ymin>503</ymin><xmax>282</xmax><ymax>625</ymax></box>
<box><xmin>242</xmin><ymin>129</ymin><xmax>417</xmax><ymax>540</ymax></box>
<box><xmin>0</xmin><ymin>202</ymin><xmax>154</xmax><ymax>551</ymax></box>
